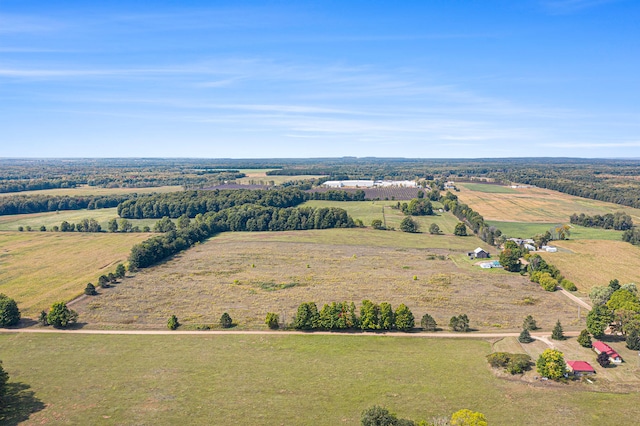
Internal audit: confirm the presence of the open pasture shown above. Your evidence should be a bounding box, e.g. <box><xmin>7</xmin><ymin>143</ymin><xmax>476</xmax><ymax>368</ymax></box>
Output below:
<box><xmin>539</xmin><ymin>239</ymin><xmax>640</xmax><ymax>291</ymax></box>
<box><xmin>0</xmin><ymin>185</ymin><xmax>182</xmax><ymax>198</ymax></box>
<box><xmin>456</xmin><ymin>184</ymin><xmax>640</xmax><ymax>223</ymax></box>
<box><xmin>75</xmin><ymin>229</ymin><xmax>579</xmax><ymax>331</ymax></box>
<box><xmin>457</xmin><ymin>183</ymin><xmax>518</xmax><ymax>193</ymax></box>
<box><xmin>0</xmin><ymin>208</ymin><xmax>160</xmax><ymax>231</ymax></box>
<box><xmin>0</xmin><ymin>333</ymin><xmax>638</xmax><ymax>425</ymax></box>
<box><xmin>0</xmin><ymin>232</ymin><xmax>149</xmax><ymax>317</ymax></box>
<box><xmin>486</xmin><ymin>221</ymin><xmax>623</xmax><ymax>241</ymax></box>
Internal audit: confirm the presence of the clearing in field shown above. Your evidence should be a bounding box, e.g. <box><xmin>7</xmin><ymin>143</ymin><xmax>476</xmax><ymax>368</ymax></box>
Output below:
<box><xmin>456</xmin><ymin>184</ymin><xmax>640</xmax><ymax>223</ymax></box>
<box><xmin>539</xmin><ymin>239</ymin><xmax>640</xmax><ymax>291</ymax></box>
<box><xmin>75</xmin><ymin>228</ymin><xmax>580</xmax><ymax>330</ymax></box>
<box><xmin>0</xmin><ymin>231</ymin><xmax>149</xmax><ymax>316</ymax></box>
<box><xmin>0</xmin><ymin>333</ymin><xmax>638</xmax><ymax>425</ymax></box>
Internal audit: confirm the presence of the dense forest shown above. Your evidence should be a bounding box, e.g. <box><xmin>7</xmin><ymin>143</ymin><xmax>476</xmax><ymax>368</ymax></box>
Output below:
<box><xmin>569</xmin><ymin>212</ymin><xmax>633</xmax><ymax>230</ymax></box>
<box><xmin>0</xmin><ymin>194</ymin><xmax>133</xmax><ymax>215</ymax></box>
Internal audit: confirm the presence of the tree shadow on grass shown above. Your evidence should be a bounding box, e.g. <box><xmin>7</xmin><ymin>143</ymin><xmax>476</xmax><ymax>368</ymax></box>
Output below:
<box><xmin>0</xmin><ymin>382</ymin><xmax>46</xmax><ymax>425</ymax></box>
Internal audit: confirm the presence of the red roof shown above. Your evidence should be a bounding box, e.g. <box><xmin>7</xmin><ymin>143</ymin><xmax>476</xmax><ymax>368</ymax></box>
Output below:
<box><xmin>593</xmin><ymin>341</ymin><xmax>622</xmax><ymax>360</ymax></box>
<box><xmin>567</xmin><ymin>360</ymin><xmax>595</xmax><ymax>373</ymax></box>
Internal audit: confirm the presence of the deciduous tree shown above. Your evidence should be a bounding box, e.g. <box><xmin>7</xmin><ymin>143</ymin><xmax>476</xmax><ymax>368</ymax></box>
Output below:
<box><xmin>586</xmin><ymin>305</ymin><xmax>614</xmax><ymax>338</ymax></box>
<box><xmin>47</xmin><ymin>302</ymin><xmax>78</xmax><ymax>328</ymax></box>
<box><xmin>536</xmin><ymin>349</ymin><xmax>566</xmax><ymax>380</ymax></box>
<box><xmin>577</xmin><ymin>329</ymin><xmax>592</xmax><ymax>348</ymax></box>
<box><xmin>0</xmin><ymin>294</ymin><xmax>20</xmax><ymax>327</ymax></box>
<box><xmin>394</xmin><ymin>304</ymin><xmax>414</xmax><ymax>332</ymax></box>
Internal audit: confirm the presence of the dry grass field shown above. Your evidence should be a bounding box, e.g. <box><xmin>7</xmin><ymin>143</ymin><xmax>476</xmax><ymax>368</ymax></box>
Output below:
<box><xmin>0</xmin><ymin>231</ymin><xmax>149</xmax><ymax>317</ymax></box>
<box><xmin>0</xmin><ymin>185</ymin><xmax>182</xmax><ymax>198</ymax></box>
<box><xmin>456</xmin><ymin>184</ymin><xmax>640</xmax><ymax>223</ymax></box>
<box><xmin>0</xmin><ymin>208</ymin><xmax>161</xmax><ymax>231</ymax></box>
<box><xmin>539</xmin><ymin>239</ymin><xmax>640</xmax><ymax>291</ymax></box>
<box><xmin>75</xmin><ymin>229</ymin><xmax>581</xmax><ymax>330</ymax></box>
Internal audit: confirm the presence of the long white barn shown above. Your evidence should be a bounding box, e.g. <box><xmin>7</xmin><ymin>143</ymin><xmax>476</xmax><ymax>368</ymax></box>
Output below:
<box><xmin>322</xmin><ymin>180</ymin><xmax>418</xmax><ymax>188</ymax></box>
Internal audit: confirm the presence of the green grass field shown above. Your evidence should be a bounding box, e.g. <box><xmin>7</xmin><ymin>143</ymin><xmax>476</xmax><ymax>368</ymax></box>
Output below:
<box><xmin>0</xmin><ymin>333</ymin><xmax>638</xmax><ymax>425</ymax></box>
<box><xmin>0</xmin><ymin>208</ymin><xmax>160</xmax><ymax>231</ymax></box>
<box><xmin>457</xmin><ymin>183</ymin><xmax>518</xmax><ymax>193</ymax></box>
<box><xmin>487</xmin><ymin>221</ymin><xmax>623</xmax><ymax>241</ymax></box>
<box><xmin>0</xmin><ymin>232</ymin><xmax>149</xmax><ymax>316</ymax></box>
<box><xmin>0</xmin><ymin>185</ymin><xmax>182</xmax><ymax>198</ymax></box>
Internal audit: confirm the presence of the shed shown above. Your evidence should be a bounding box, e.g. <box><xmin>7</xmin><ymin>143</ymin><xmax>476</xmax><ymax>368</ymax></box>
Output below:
<box><xmin>593</xmin><ymin>341</ymin><xmax>623</xmax><ymax>363</ymax></box>
<box><xmin>473</xmin><ymin>247</ymin><xmax>490</xmax><ymax>259</ymax></box>
<box><xmin>566</xmin><ymin>360</ymin><xmax>596</xmax><ymax>376</ymax></box>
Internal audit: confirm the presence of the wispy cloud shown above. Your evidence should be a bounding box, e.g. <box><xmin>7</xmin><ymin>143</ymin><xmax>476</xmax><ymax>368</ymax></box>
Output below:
<box><xmin>542</xmin><ymin>140</ymin><xmax>640</xmax><ymax>148</ymax></box>
<box><xmin>0</xmin><ymin>13</ymin><xmax>62</xmax><ymax>33</ymax></box>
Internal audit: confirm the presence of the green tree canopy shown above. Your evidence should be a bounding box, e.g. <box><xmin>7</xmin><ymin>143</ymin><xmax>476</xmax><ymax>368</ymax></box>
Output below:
<box><xmin>536</xmin><ymin>349</ymin><xmax>566</xmax><ymax>380</ymax></box>
<box><xmin>454</xmin><ymin>222</ymin><xmax>467</xmax><ymax>236</ymax></box>
<box><xmin>586</xmin><ymin>305</ymin><xmax>614</xmax><ymax>338</ymax></box>
<box><xmin>421</xmin><ymin>313</ymin><xmax>437</xmax><ymax>331</ymax></box>
<box><xmin>0</xmin><ymin>294</ymin><xmax>21</xmax><ymax>327</ymax></box>
<box><xmin>450</xmin><ymin>409</ymin><xmax>488</xmax><ymax>426</ymax></box>
<box><xmin>47</xmin><ymin>302</ymin><xmax>78</xmax><ymax>328</ymax></box>
<box><xmin>394</xmin><ymin>304</ymin><xmax>414</xmax><ymax>332</ymax></box>
<box><xmin>399</xmin><ymin>217</ymin><xmax>419</xmax><ymax>233</ymax></box>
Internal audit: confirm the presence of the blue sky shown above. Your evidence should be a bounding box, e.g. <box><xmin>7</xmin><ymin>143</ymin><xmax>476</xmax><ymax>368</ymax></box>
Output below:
<box><xmin>1</xmin><ymin>0</ymin><xmax>639</xmax><ymax>158</ymax></box>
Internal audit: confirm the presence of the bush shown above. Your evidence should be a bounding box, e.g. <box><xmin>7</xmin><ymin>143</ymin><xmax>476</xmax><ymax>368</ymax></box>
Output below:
<box><xmin>167</xmin><ymin>315</ymin><xmax>180</xmax><ymax>330</ymax></box>
<box><xmin>539</xmin><ymin>275</ymin><xmax>558</xmax><ymax>292</ymax></box>
<box><xmin>47</xmin><ymin>302</ymin><xmax>78</xmax><ymax>328</ymax></box>
<box><xmin>453</xmin><ymin>222</ymin><xmax>467</xmax><ymax>236</ymax></box>
<box><xmin>560</xmin><ymin>279</ymin><xmax>577</xmax><ymax>291</ymax></box>
<box><xmin>486</xmin><ymin>352</ymin><xmax>511</xmax><ymax>368</ymax></box>
<box><xmin>577</xmin><ymin>329</ymin><xmax>592</xmax><ymax>348</ymax></box>
<box><xmin>98</xmin><ymin>275</ymin><xmax>110</xmax><ymax>288</ymax></box>
<box><xmin>487</xmin><ymin>352</ymin><xmax>532</xmax><ymax>375</ymax></box>
<box><xmin>399</xmin><ymin>217</ymin><xmax>419</xmax><ymax>233</ymax></box>
<box><xmin>518</xmin><ymin>328</ymin><xmax>533</xmax><ymax>343</ymax></box>
<box><xmin>115</xmin><ymin>263</ymin><xmax>126</xmax><ymax>279</ymax></box>
<box><xmin>449</xmin><ymin>314</ymin><xmax>470</xmax><ymax>332</ymax></box>
<box><xmin>371</xmin><ymin>219</ymin><xmax>385</xmax><ymax>230</ymax></box>
<box><xmin>428</xmin><ymin>223</ymin><xmax>440</xmax><ymax>234</ymax></box>
<box><xmin>220</xmin><ymin>312</ymin><xmax>233</xmax><ymax>328</ymax></box>
<box><xmin>38</xmin><ymin>310</ymin><xmax>48</xmax><ymax>326</ymax></box>
<box><xmin>361</xmin><ymin>405</ymin><xmax>415</xmax><ymax>426</ymax></box>
<box><xmin>451</xmin><ymin>409</ymin><xmax>487</xmax><ymax>426</ymax></box>
<box><xmin>265</xmin><ymin>312</ymin><xmax>279</xmax><ymax>329</ymax></box>
<box><xmin>597</xmin><ymin>351</ymin><xmax>610</xmax><ymax>367</ymax></box>
<box><xmin>394</xmin><ymin>304</ymin><xmax>414</xmax><ymax>332</ymax></box>
<box><xmin>84</xmin><ymin>283</ymin><xmax>97</xmax><ymax>296</ymax></box>
<box><xmin>0</xmin><ymin>294</ymin><xmax>21</xmax><ymax>327</ymax></box>
<box><xmin>522</xmin><ymin>315</ymin><xmax>537</xmax><ymax>331</ymax></box>
<box><xmin>421</xmin><ymin>313</ymin><xmax>437</xmax><ymax>331</ymax></box>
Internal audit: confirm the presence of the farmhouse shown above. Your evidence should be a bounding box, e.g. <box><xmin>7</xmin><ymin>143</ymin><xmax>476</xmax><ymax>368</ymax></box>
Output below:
<box><xmin>593</xmin><ymin>341</ymin><xmax>623</xmax><ymax>363</ymax></box>
<box><xmin>566</xmin><ymin>360</ymin><xmax>596</xmax><ymax>376</ymax></box>
<box><xmin>468</xmin><ymin>247</ymin><xmax>490</xmax><ymax>259</ymax></box>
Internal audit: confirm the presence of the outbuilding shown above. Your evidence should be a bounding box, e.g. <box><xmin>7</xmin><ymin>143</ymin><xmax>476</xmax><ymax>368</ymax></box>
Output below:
<box><xmin>566</xmin><ymin>360</ymin><xmax>596</xmax><ymax>376</ymax></box>
<box><xmin>593</xmin><ymin>341</ymin><xmax>623</xmax><ymax>363</ymax></box>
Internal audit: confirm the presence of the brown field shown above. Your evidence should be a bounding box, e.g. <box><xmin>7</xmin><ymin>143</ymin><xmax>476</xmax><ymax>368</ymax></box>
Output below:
<box><xmin>540</xmin><ymin>239</ymin><xmax>640</xmax><ymax>291</ymax></box>
<box><xmin>456</xmin><ymin>185</ymin><xmax>640</xmax><ymax>223</ymax></box>
<box><xmin>0</xmin><ymin>232</ymin><xmax>149</xmax><ymax>317</ymax></box>
<box><xmin>75</xmin><ymin>229</ymin><xmax>582</xmax><ymax>331</ymax></box>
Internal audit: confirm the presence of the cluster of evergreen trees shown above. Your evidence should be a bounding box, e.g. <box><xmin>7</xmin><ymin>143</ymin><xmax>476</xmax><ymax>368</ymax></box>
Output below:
<box><xmin>440</xmin><ymin>191</ymin><xmax>502</xmax><ymax>245</ymax></box>
<box><xmin>118</xmin><ymin>188</ymin><xmax>307</xmax><ymax>219</ymax></box>
<box><xmin>129</xmin><ymin>204</ymin><xmax>353</xmax><ymax>269</ymax></box>
<box><xmin>0</xmin><ymin>194</ymin><xmax>133</xmax><ymax>216</ymax></box>
<box><xmin>569</xmin><ymin>212</ymin><xmax>633</xmax><ymax>230</ymax></box>
<box><xmin>292</xmin><ymin>300</ymin><xmax>415</xmax><ymax>332</ymax></box>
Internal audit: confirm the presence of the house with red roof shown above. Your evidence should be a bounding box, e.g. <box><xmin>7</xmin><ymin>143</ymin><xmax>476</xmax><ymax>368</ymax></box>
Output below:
<box><xmin>592</xmin><ymin>341</ymin><xmax>623</xmax><ymax>363</ymax></box>
<box><xmin>566</xmin><ymin>360</ymin><xmax>595</xmax><ymax>376</ymax></box>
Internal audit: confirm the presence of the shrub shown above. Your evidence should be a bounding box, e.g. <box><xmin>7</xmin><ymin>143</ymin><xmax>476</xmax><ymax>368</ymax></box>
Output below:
<box><xmin>451</xmin><ymin>409</ymin><xmax>487</xmax><ymax>426</ymax></box>
<box><xmin>115</xmin><ymin>264</ymin><xmax>126</xmax><ymax>279</ymax></box>
<box><xmin>167</xmin><ymin>315</ymin><xmax>180</xmax><ymax>330</ymax></box>
<box><xmin>560</xmin><ymin>279</ymin><xmax>577</xmax><ymax>291</ymax></box>
<box><xmin>453</xmin><ymin>222</ymin><xmax>467</xmax><ymax>236</ymax></box>
<box><xmin>486</xmin><ymin>352</ymin><xmax>510</xmax><ymax>368</ymax></box>
<box><xmin>518</xmin><ymin>328</ymin><xmax>533</xmax><ymax>343</ymax></box>
<box><xmin>577</xmin><ymin>329</ymin><xmax>592</xmax><ymax>348</ymax></box>
<box><xmin>220</xmin><ymin>312</ymin><xmax>233</xmax><ymax>328</ymax></box>
<box><xmin>507</xmin><ymin>354</ymin><xmax>532</xmax><ymax>374</ymax></box>
<box><xmin>539</xmin><ymin>275</ymin><xmax>558</xmax><ymax>292</ymax></box>
<box><xmin>551</xmin><ymin>320</ymin><xmax>565</xmax><ymax>340</ymax></box>
<box><xmin>400</xmin><ymin>217</ymin><xmax>419</xmax><ymax>233</ymax></box>
<box><xmin>0</xmin><ymin>294</ymin><xmax>21</xmax><ymax>327</ymax></box>
<box><xmin>371</xmin><ymin>219</ymin><xmax>385</xmax><ymax>230</ymax></box>
<box><xmin>449</xmin><ymin>314</ymin><xmax>470</xmax><ymax>332</ymax></box>
<box><xmin>84</xmin><ymin>283</ymin><xmax>97</xmax><ymax>296</ymax></box>
<box><xmin>428</xmin><ymin>223</ymin><xmax>440</xmax><ymax>234</ymax></box>
<box><xmin>421</xmin><ymin>313</ymin><xmax>437</xmax><ymax>331</ymax></box>
<box><xmin>98</xmin><ymin>275</ymin><xmax>110</xmax><ymax>288</ymax></box>
<box><xmin>522</xmin><ymin>315</ymin><xmax>537</xmax><ymax>331</ymax></box>
<box><xmin>47</xmin><ymin>302</ymin><xmax>78</xmax><ymax>328</ymax></box>
<box><xmin>38</xmin><ymin>310</ymin><xmax>48</xmax><ymax>326</ymax></box>
<box><xmin>265</xmin><ymin>312</ymin><xmax>279</xmax><ymax>329</ymax></box>
<box><xmin>597</xmin><ymin>351</ymin><xmax>610</xmax><ymax>367</ymax></box>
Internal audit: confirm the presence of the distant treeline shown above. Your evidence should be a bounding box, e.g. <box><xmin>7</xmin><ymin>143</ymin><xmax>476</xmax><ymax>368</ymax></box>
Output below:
<box><xmin>118</xmin><ymin>188</ymin><xmax>307</xmax><ymax>219</ymax></box>
<box><xmin>569</xmin><ymin>212</ymin><xmax>633</xmax><ymax>230</ymax></box>
<box><xmin>440</xmin><ymin>191</ymin><xmax>502</xmax><ymax>245</ymax></box>
<box><xmin>0</xmin><ymin>179</ymin><xmax>80</xmax><ymax>194</ymax></box>
<box><xmin>306</xmin><ymin>190</ymin><xmax>366</xmax><ymax>201</ymax></box>
<box><xmin>266</xmin><ymin>168</ymin><xmax>330</xmax><ymax>176</ymax></box>
<box><xmin>0</xmin><ymin>194</ymin><xmax>133</xmax><ymax>216</ymax></box>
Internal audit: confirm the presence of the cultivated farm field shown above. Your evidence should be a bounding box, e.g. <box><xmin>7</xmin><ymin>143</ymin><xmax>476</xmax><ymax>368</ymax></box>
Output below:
<box><xmin>0</xmin><ymin>333</ymin><xmax>638</xmax><ymax>425</ymax></box>
<box><xmin>0</xmin><ymin>231</ymin><xmax>149</xmax><ymax>316</ymax></box>
<box><xmin>75</xmin><ymin>229</ymin><xmax>580</xmax><ymax>331</ymax></box>
<box><xmin>540</xmin><ymin>239</ymin><xmax>640</xmax><ymax>291</ymax></box>
<box><xmin>456</xmin><ymin>183</ymin><xmax>640</xmax><ymax>223</ymax></box>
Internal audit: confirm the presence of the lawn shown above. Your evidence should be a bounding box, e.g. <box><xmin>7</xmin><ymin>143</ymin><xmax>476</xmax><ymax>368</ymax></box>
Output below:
<box><xmin>487</xmin><ymin>221</ymin><xmax>623</xmax><ymax>241</ymax></box>
<box><xmin>0</xmin><ymin>333</ymin><xmax>638</xmax><ymax>425</ymax></box>
<box><xmin>0</xmin><ymin>232</ymin><xmax>149</xmax><ymax>317</ymax></box>
<box><xmin>539</xmin><ymin>239</ymin><xmax>640</xmax><ymax>291</ymax></box>
<box><xmin>0</xmin><ymin>185</ymin><xmax>182</xmax><ymax>198</ymax></box>
<box><xmin>75</xmin><ymin>229</ymin><xmax>580</xmax><ymax>331</ymax></box>
<box><xmin>0</xmin><ymin>208</ymin><xmax>160</xmax><ymax>231</ymax></box>
<box><xmin>457</xmin><ymin>183</ymin><xmax>518</xmax><ymax>193</ymax></box>
<box><xmin>457</xmin><ymin>185</ymin><xmax>640</xmax><ymax>223</ymax></box>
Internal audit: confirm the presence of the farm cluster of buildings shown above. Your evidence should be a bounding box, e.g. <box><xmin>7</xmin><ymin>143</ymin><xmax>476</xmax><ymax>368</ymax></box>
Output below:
<box><xmin>566</xmin><ymin>341</ymin><xmax>624</xmax><ymax>377</ymax></box>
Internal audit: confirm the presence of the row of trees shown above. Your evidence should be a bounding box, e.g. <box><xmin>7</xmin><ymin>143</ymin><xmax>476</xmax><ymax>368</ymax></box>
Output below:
<box><xmin>569</xmin><ymin>212</ymin><xmax>633</xmax><ymax>230</ymax></box>
<box><xmin>117</xmin><ymin>188</ymin><xmax>307</xmax><ymax>219</ymax></box>
<box><xmin>361</xmin><ymin>405</ymin><xmax>487</xmax><ymax>426</ymax></box>
<box><xmin>292</xmin><ymin>301</ymin><xmax>415</xmax><ymax>332</ymax></box>
<box><xmin>0</xmin><ymin>194</ymin><xmax>132</xmax><ymax>216</ymax></box>
<box><xmin>441</xmin><ymin>192</ymin><xmax>502</xmax><ymax>246</ymax></box>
